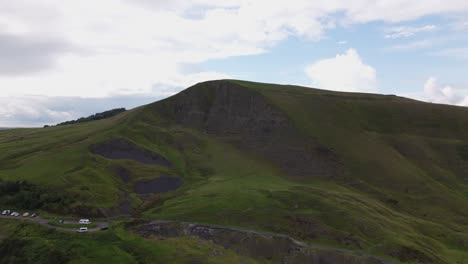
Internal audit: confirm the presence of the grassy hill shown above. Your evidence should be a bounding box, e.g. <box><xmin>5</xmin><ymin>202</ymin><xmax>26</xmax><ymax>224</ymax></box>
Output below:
<box><xmin>1</xmin><ymin>80</ymin><xmax>468</xmax><ymax>263</ymax></box>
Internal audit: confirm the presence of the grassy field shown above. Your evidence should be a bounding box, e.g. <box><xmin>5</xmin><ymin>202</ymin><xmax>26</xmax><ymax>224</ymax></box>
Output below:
<box><xmin>0</xmin><ymin>80</ymin><xmax>467</xmax><ymax>263</ymax></box>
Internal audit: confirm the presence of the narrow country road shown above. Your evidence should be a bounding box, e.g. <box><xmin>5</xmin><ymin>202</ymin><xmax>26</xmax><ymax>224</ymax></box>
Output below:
<box><xmin>0</xmin><ymin>214</ymin><xmax>108</xmax><ymax>232</ymax></box>
<box><xmin>1</xmin><ymin>215</ymin><xmax>396</xmax><ymax>263</ymax></box>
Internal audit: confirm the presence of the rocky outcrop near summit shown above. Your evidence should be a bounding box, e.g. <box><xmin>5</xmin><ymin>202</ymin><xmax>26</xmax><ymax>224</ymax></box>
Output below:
<box><xmin>153</xmin><ymin>80</ymin><xmax>342</xmax><ymax>180</ymax></box>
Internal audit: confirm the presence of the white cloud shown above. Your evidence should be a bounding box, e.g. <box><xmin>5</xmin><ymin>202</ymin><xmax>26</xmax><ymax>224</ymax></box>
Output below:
<box><xmin>0</xmin><ymin>95</ymin><xmax>162</xmax><ymax>127</ymax></box>
<box><xmin>385</xmin><ymin>25</ymin><xmax>438</xmax><ymax>39</ymax></box>
<box><xmin>423</xmin><ymin>77</ymin><xmax>468</xmax><ymax>106</ymax></box>
<box><xmin>305</xmin><ymin>48</ymin><xmax>378</xmax><ymax>92</ymax></box>
<box><xmin>0</xmin><ymin>1</ymin><xmax>467</xmax><ymax>97</ymax></box>
<box><xmin>385</xmin><ymin>40</ymin><xmax>434</xmax><ymax>51</ymax></box>
<box><xmin>432</xmin><ymin>47</ymin><xmax>468</xmax><ymax>59</ymax></box>
<box><xmin>337</xmin><ymin>40</ymin><xmax>348</xmax><ymax>45</ymax></box>
<box><xmin>0</xmin><ymin>96</ymin><xmax>74</xmax><ymax>127</ymax></box>
<box><xmin>384</xmin><ymin>25</ymin><xmax>437</xmax><ymax>39</ymax></box>
<box><xmin>0</xmin><ymin>0</ymin><xmax>335</xmax><ymax>98</ymax></box>
<box><xmin>0</xmin><ymin>32</ymin><xmax>73</xmax><ymax>76</ymax></box>
<box><xmin>451</xmin><ymin>17</ymin><xmax>468</xmax><ymax>31</ymax></box>
<box><xmin>342</xmin><ymin>0</ymin><xmax>468</xmax><ymax>23</ymax></box>
<box><xmin>1</xmin><ymin>1</ymin><xmax>468</xmax><ymax>125</ymax></box>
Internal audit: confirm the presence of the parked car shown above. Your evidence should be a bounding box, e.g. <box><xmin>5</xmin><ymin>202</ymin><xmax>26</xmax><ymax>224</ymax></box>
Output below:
<box><xmin>30</xmin><ymin>213</ymin><xmax>37</xmax><ymax>218</ymax></box>
<box><xmin>2</xmin><ymin>210</ymin><xmax>10</xmax><ymax>215</ymax></box>
<box><xmin>79</xmin><ymin>219</ymin><xmax>91</xmax><ymax>224</ymax></box>
<box><xmin>22</xmin><ymin>212</ymin><xmax>29</xmax><ymax>217</ymax></box>
<box><xmin>77</xmin><ymin>227</ymin><xmax>88</xmax><ymax>233</ymax></box>
<box><xmin>10</xmin><ymin>212</ymin><xmax>20</xmax><ymax>217</ymax></box>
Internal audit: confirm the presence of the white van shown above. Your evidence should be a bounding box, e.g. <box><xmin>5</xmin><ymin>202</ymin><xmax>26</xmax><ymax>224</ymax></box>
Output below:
<box><xmin>79</xmin><ymin>219</ymin><xmax>90</xmax><ymax>224</ymax></box>
<box><xmin>77</xmin><ymin>227</ymin><xmax>88</xmax><ymax>233</ymax></box>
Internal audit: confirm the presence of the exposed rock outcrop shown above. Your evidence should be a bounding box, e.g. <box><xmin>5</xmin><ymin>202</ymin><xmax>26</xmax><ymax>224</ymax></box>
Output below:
<box><xmin>90</xmin><ymin>138</ymin><xmax>171</xmax><ymax>166</ymax></box>
<box><xmin>134</xmin><ymin>176</ymin><xmax>183</xmax><ymax>194</ymax></box>
<box><xmin>133</xmin><ymin>220</ymin><xmax>395</xmax><ymax>264</ymax></box>
<box><xmin>153</xmin><ymin>80</ymin><xmax>341</xmax><ymax>179</ymax></box>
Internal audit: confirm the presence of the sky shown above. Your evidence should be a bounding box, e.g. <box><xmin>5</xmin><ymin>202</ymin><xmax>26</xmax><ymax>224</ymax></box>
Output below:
<box><xmin>1</xmin><ymin>0</ymin><xmax>468</xmax><ymax>127</ymax></box>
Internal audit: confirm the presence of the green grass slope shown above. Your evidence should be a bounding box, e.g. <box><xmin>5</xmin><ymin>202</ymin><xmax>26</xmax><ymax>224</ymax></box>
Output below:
<box><xmin>0</xmin><ymin>80</ymin><xmax>468</xmax><ymax>263</ymax></box>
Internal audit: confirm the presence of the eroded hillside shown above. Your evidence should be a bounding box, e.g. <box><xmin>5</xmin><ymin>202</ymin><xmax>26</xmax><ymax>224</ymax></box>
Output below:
<box><xmin>1</xmin><ymin>80</ymin><xmax>468</xmax><ymax>263</ymax></box>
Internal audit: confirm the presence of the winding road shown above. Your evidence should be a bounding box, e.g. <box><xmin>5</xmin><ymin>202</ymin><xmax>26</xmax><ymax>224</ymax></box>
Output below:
<box><xmin>0</xmin><ymin>214</ymin><xmax>108</xmax><ymax>232</ymax></box>
<box><xmin>0</xmin><ymin>215</ymin><xmax>397</xmax><ymax>263</ymax></box>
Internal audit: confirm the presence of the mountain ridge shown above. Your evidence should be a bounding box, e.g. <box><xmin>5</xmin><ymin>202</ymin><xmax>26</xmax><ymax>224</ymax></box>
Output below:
<box><xmin>0</xmin><ymin>79</ymin><xmax>467</xmax><ymax>263</ymax></box>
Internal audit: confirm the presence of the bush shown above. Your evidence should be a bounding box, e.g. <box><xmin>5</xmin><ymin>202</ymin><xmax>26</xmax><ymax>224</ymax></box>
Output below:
<box><xmin>0</xmin><ymin>180</ymin><xmax>73</xmax><ymax>211</ymax></box>
<box><xmin>0</xmin><ymin>238</ymin><xmax>70</xmax><ymax>264</ymax></box>
<box><xmin>56</xmin><ymin>108</ymin><xmax>126</xmax><ymax>126</ymax></box>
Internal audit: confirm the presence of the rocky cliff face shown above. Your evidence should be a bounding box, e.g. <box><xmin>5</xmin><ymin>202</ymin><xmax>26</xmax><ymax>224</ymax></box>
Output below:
<box><xmin>153</xmin><ymin>80</ymin><xmax>342</xmax><ymax>180</ymax></box>
<box><xmin>132</xmin><ymin>220</ymin><xmax>394</xmax><ymax>264</ymax></box>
